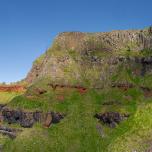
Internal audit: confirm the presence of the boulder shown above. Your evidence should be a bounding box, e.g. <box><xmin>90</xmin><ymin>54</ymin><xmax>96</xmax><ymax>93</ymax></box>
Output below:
<box><xmin>33</xmin><ymin>111</ymin><xmax>43</xmax><ymax>122</ymax></box>
<box><xmin>2</xmin><ymin>108</ymin><xmax>22</xmax><ymax>124</ymax></box>
<box><xmin>43</xmin><ymin>113</ymin><xmax>52</xmax><ymax>128</ymax></box>
<box><xmin>51</xmin><ymin>112</ymin><xmax>64</xmax><ymax>123</ymax></box>
<box><xmin>20</xmin><ymin>112</ymin><xmax>34</xmax><ymax>128</ymax></box>
<box><xmin>1</xmin><ymin>107</ymin><xmax>64</xmax><ymax>128</ymax></box>
<box><xmin>95</xmin><ymin>112</ymin><xmax>129</xmax><ymax>128</ymax></box>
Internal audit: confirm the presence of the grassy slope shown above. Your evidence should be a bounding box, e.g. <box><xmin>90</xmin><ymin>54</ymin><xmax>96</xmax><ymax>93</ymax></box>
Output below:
<box><xmin>0</xmin><ymin>92</ymin><xmax>21</xmax><ymax>104</ymax></box>
<box><xmin>1</xmin><ymin>49</ymin><xmax>152</xmax><ymax>152</ymax></box>
<box><xmin>0</xmin><ymin>86</ymin><xmax>152</xmax><ymax>152</ymax></box>
<box><xmin>0</xmin><ymin>92</ymin><xmax>22</xmax><ymax>149</ymax></box>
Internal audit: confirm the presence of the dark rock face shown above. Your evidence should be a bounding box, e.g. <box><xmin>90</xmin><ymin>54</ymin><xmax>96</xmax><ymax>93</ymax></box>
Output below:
<box><xmin>95</xmin><ymin>112</ymin><xmax>129</xmax><ymax>128</ymax></box>
<box><xmin>1</xmin><ymin>107</ymin><xmax>64</xmax><ymax>128</ymax></box>
<box><xmin>51</xmin><ymin>112</ymin><xmax>64</xmax><ymax>123</ymax></box>
<box><xmin>20</xmin><ymin>112</ymin><xmax>34</xmax><ymax>128</ymax></box>
<box><xmin>33</xmin><ymin>111</ymin><xmax>43</xmax><ymax>122</ymax></box>
<box><xmin>2</xmin><ymin>108</ymin><xmax>22</xmax><ymax>124</ymax></box>
<box><xmin>140</xmin><ymin>56</ymin><xmax>152</xmax><ymax>76</ymax></box>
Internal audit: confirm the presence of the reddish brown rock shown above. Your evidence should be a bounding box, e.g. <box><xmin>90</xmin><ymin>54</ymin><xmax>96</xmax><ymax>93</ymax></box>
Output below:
<box><xmin>0</xmin><ymin>85</ymin><xmax>25</xmax><ymax>92</ymax></box>
<box><xmin>43</xmin><ymin>113</ymin><xmax>52</xmax><ymax>128</ymax></box>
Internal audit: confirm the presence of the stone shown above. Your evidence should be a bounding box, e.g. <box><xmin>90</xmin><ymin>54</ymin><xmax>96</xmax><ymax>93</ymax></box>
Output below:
<box><xmin>95</xmin><ymin>112</ymin><xmax>129</xmax><ymax>128</ymax></box>
<box><xmin>2</xmin><ymin>108</ymin><xmax>22</xmax><ymax>124</ymax></box>
<box><xmin>43</xmin><ymin>113</ymin><xmax>52</xmax><ymax>128</ymax></box>
<box><xmin>1</xmin><ymin>107</ymin><xmax>64</xmax><ymax>128</ymax></box>
<box><xmin>20</xmin><ymin>112</ymin><xmax>34</xmax><ymax>128</ymax></box>
<box><xmin>33</xmin><ymin>111</ymin><xmax>43</xmax><ymax>122</ymax></box>
<box><xmin>51</xmin><ymin>112</ymin><xmax>64</xmax><ymax>124</ymax></box>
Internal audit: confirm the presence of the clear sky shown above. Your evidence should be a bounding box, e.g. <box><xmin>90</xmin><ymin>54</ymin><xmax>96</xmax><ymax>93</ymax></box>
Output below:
<box><xmin>0</xmin><ymin>0</ymin><xmax>152</xmax><ymax>83</ymax></box>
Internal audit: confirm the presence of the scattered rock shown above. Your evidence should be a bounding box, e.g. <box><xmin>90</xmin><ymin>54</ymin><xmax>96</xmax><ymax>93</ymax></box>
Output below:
<box><xmin>95</xmin><ymin>112</ymin><xmax>129</xmax><ymax>128</ymax></box>
<box><xmin>43</xmin><ymin>112</ymin><xmax>52</xmax><ymax>128</ymax></box>
<box><xmin>2</xmin><ymin>108</ymin><xmax>22</xmax><ymax>124</ymax></box>
<box><xmin>20</xmin><ymin>112</ymin><xmax>34</xmax><ymax>128</ymax></box>
<box><xmin>0</xmin><ymin>126</ymin><xmax>22</xmax><ymax>139</ymax></box>
<box><xmin>1</xmin><ymin>107</ymin><xmax>64</xmax><ymax>128</ymax></box>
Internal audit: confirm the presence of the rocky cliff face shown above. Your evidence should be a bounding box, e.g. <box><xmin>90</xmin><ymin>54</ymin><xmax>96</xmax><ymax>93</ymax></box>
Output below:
<box><xmin>26</xmin><ymin>27</ymin><xmax>152</xmax><ymax>88</ymax></box>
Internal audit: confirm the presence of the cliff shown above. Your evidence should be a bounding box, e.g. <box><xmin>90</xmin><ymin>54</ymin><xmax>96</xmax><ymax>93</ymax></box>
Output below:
<box><xmin>26</xmin><ymin>27</ymin><xmax>152</xmax><ymax>88</ymax></box>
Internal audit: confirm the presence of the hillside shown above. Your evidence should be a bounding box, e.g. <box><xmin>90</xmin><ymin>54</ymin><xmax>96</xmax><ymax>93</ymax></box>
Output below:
<box><xmin>0</xmin><ymin>27</ymin><xmax>152</xmax><ymax>152</ymax></box>
<box><xmin>26</xmin><ymin>27</ymin><xmax>152</xmax><ymax>88</ymax></box>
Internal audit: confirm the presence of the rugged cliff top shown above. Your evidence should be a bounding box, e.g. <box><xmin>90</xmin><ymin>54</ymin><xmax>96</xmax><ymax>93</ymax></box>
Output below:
<box><xmin>52</xmin><ymin>27</ymin><xmax>152</xmax><ymax>51</ymax></box>
<box><xmin>26</xmin><ymin>27</ymin><xmax>152</xmax><ymax>86</ymax></box>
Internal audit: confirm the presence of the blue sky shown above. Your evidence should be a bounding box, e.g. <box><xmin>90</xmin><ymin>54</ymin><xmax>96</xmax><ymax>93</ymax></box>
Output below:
<box><xmin>0</xmin><ymin>0</ymin><xmax>152</xmax><ymax>83</ymax></box>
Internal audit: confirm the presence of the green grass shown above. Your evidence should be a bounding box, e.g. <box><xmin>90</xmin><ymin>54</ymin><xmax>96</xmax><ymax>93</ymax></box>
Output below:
<box><xmin>0</xmin><ymin>87</ymin><xmax>151</xmax><ymax>152</ymax></box>
<box><xmin>0</xmin><ymin>83</ymin><xmax>152</xmax><ymax>152</ymax></box>
<box><xmin>0</xmin><ymin>92</ymin><xmax>21</xmax><ymax>104</ymax></box>
<box><xmin>107</xmin><ymin>103</ymin><xmax>152</xmax><ymax>152</ymax></box>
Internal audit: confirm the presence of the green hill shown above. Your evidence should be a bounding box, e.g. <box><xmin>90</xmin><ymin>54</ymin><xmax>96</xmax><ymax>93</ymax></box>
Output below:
<box><xmin>0</xmin><ymin>27</ymin><xmax>152</xmax><ymax>152</ymax></box>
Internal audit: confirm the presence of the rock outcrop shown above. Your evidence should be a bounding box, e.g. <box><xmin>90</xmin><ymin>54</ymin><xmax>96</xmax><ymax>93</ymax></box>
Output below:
<box><xmin>0</xmin><ymin>107</ymin><xmax>64</xmax><ymax>128</ymax></box>
<box><xmin>25</xmin><ymin>27</ymin><xmax>152</xmax><ymax>88</ymax></box>
<box><xmin>95</xmin><ymin>112</ymin><xmax>129</xmax><ymax>128</ymax></box>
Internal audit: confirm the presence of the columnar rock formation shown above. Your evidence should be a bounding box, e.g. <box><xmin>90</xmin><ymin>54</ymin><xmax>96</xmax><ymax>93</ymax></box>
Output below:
<box><xmin>26</xmin><ymin>27</ymin><xmax>152</xmax><ymax>88</ymax></box>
